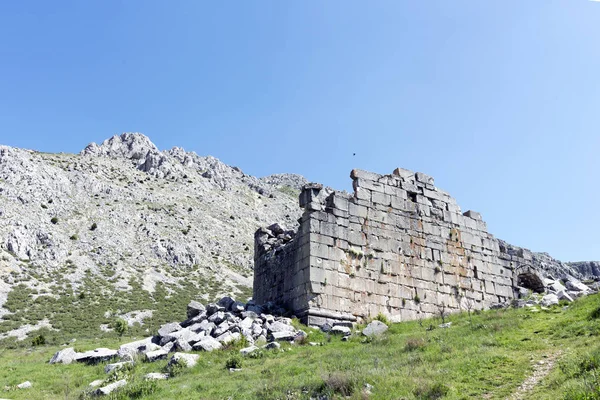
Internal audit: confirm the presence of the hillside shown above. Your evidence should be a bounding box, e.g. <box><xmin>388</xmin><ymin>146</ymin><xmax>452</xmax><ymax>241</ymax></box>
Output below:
<box><xmin>0</xmin><ymin>133</ymin><xmax>305</xmax><ymax>343</ymax></box>
<box><xmin>0</xmin><ymin>293</ymin><xmax>599</xmax><ymax>399</ymax></box>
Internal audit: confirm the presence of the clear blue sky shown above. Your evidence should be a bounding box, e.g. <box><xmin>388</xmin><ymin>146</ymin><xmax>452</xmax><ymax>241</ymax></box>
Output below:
<box><xmin>0</xmin><ymin>1</ymin><xmax>598</xmax><ymax>262</ymax></box>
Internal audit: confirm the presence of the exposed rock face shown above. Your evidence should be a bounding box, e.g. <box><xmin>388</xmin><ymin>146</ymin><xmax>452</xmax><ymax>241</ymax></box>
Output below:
<box><xmin>254</xmin><ymin>168</ymin><xmax>598</xmax><ymax>325</ymax></box>
<box><xmin>568</xmin><ymin>261</ymin><xmax>600</xmax><ymax>280</ymax></box>
<box><xmin>0</xmin><ymin>133</ymin><xmax>306</xmax><ymax>336</ymax></box>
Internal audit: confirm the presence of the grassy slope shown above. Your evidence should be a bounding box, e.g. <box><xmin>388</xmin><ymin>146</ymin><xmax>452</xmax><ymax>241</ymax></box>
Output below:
<box><xmin>0</xmin><ymin>294</ymin><xmax>599</xmax><ymax>400</ymax></box>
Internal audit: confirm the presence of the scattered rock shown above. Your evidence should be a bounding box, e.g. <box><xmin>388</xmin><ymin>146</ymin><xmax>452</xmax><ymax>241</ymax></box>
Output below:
<box><xmin>49</xmin><ymin>347</ymin><xmax>77</xmax><ymax>365</ymax></box>
<box><xmin>144</xmin><ymin>373</ymin><xmax>169</xmax><ymax>381</ymax></box>
<box><xmin>541</xmin><ymin>294</ymin><xmax>559</xmax><ymax>307</ymax></box>
<box><xmin>362</xmin><ymin>321</ymin><xmax>388</xmax><ymax>337</ymax></box>
<box><xmin>17</xmin><ymin>381</ymin><xmax>32</xmax><ymax>389</ymax></box>
<box><xmin>146</xmin><ymin>349</ymin><xmax>168</xmax><ymax>362</ymax></box>
<box><xmin>158</xmin><ymin>322</ymin><xmax>182</xmax><ymax>337</ymax></box>
<box><xmin>240</xmin><ymin>345</ymin><xmax>259</xmax><ymax>355</ymax></box>
<box><xmin>193</xmin><ymin>337</ymin><xmax>223</xmax><ymax>352</ymax></box>
<box><xmin>94</xmin><ymin>379</ymin><xmax>127</xmax><ymax>396</ymax></box>
<box><xmin>186</xmin><ymin>301</ymin><xmax>206</xmax><ymax>319</ymax></box>
<box><xmin>104</xmin><ymin>361</ymin><xmax>132</xmax><ymax>374</ymax></box>
<box><xmin>169</xmin><ymin>352</ymin><xmax>199</xmax><ymax>368</ymax></box>
<box><xmin>263</xmin><ymin>342</ymin><xmax>281</xmax><ymax>350</ymax></box>
<box><xmin>330</xmin><ymin>326</ymin><xmax>351</xmax><ymax>335</ymax></box>
<box><xmin>75</xmin><ymin>348</ymin><xmax>118</xmax><ymax>365</ymax></box>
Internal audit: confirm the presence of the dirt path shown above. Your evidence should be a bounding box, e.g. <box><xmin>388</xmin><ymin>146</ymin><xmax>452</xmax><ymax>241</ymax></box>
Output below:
<box><xmin>507</xmin><ymin>351</ymin><xmax>562</xmax><ymax>400</ymax></box>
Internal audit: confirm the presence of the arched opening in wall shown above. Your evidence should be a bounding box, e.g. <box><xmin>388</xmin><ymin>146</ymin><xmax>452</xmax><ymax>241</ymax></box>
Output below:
<box><xmin>517</xmin><ymin>272</ymin><xmax>545</xmax><ymax>293</ymax></box>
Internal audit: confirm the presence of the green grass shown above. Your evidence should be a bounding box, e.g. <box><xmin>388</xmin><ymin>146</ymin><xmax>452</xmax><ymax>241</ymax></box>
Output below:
<box><xmin>0</xmin><ymin>270</ymin><xmax>247</xmax><ymax>346</ymax></box>
<box><xmin>0</xmin><ymin>294</ymin><xmax>599</xmax><ymax>399</ymax></box>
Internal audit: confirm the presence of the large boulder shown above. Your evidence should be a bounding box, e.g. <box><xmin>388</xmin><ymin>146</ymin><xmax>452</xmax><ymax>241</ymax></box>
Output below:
<box><xmin>75</xmin><ymin>348</ymin><xmax>118</xmax><ymax>365</ymax></box>
<box><xmin>217</xmin><ymin>296</ymin><xmax>235</xmax><ymax>310</ymax></box>
<box><xmin>362</xmin><ymin>320</ymin><xmax>388</xmax><ymax>337</ymax></box>
<box><xmin>192</xmin><ymin>337</ymin><xmax>223</xmax><ymax>352</ymax></box>
<box><xmin>145</xmin><ymin>349</ymin><xmax>168</xmax><ymax>362</ymax></box>
<box><xmin>541</xmin><ymin>293</ymin><xmax>559</xmax><ymax>307</ymax></box>
<box><xmin>94</xmin><ymin>379</ymin><xmax>127</xmax><ymax>396</ymax></box>
<box><xmin>267</xmin><ymin>321</ymin><xmax>295</xmax><ymax>333</ymax></box>
<box><xmin>565</xmin><ymin>278</ymin><xmax>591</xmax><ymax>293</ymax></box>
<box><xmin>158</xmin><ymin>322</ymin><xmax>182</xmax><ymax>337</ymax></box>
<box><xmin>49</xmin><ymin>347</ymin><xmax>78</xmax><ymax>365</ymax></box>
<box><xmin>117</xmin><ymin>337</ymin><xmax>157</xmax><ymax>358</ymax></box>
<box><xmin>168</xmin><ymin>352</ymin><xmax>199</xmax><ymax>368</ymax></box>
<box><xmin>187</xmin><ymin>301</ymin><xmax>206</xmax><ymax>319</ymax></box>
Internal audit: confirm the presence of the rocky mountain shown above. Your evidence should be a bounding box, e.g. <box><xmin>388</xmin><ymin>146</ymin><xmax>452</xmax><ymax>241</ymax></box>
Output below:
<box><xmin>0</xmin><ymin>133</ymin><xmax>306</xmax><ymax>342</ymax></box>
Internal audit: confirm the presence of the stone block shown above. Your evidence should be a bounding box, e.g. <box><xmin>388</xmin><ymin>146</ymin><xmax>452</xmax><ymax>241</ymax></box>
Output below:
<box><xmin>351</xmin><ymin>169</ymin><xmax>382</xmax><ymax>181</ymax></box>
<box><xmin>329</xmin><ymin>193</ymin><xmax>349</xmax><ymax>211</ymax></box>
<box><xmin>463</xmin><ymin>210</ymin><xmax>482</xmax><ymax>220</ymax></box>
<box><xmin>415</xmin><ymin>172</ymin><xmax>434</xmax><ymax>185</ymax></box>
<box><xmin>348</xmin><ymin>203</ymin><xmax>368</xmax><ymax>218</ymax></box>
<box><xmin>372</xmin><ymin>191</ymin><xmax>391</xmax><ymax>206</ymax></box>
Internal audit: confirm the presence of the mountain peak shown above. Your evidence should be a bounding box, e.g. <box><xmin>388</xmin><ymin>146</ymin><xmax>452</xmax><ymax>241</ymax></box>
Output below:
<box><xmin>80</xmin><ymin>133</ymin><xmax>159</xmax><ymax>160</ymax></box>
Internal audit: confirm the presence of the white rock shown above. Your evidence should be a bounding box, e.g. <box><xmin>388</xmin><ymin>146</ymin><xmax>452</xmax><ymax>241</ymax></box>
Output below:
<box><xmin>94</xmin><ymin>379</ymin><xmax>127</xmax><ymax>396</ymax></box>
<box><xmin>541</xmin><ymin>294</ymin><xmax>559</xmax><ymax>307</ymax></box>
<box><xmin>362</xmin><ymin>321</ymin><xmax>389</xmax><ymax>337</ymax></box>
<box><xmin>169</xmin><ymin>352</ymin><xmax>199</xmax><ymax>368</ymax></box>
<box><xmin>144</xmin><ymin>373</ymin><xmax>169</xmax><ymax>380</ymax></box>
<box><xmin>49</xmin><ymin>347</ymin><xmax>77</xmax><ymax>365</ymax></box>
<box><xmin>17</xmin><ymin>381</ymin><xmax>32</xmax><ymax>389</ymax></box>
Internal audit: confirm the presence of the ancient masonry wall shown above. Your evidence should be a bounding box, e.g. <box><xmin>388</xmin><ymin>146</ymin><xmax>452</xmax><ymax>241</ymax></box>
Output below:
<box><xmin>254</xmin><ymin>168</ymin><xmax>543</xmax><ymax>326</ymax></box>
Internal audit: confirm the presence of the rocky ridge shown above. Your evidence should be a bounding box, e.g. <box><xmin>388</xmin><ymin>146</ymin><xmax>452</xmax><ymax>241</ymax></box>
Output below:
<box><xmin>0</xmin><ymin>133</ymin><xmax>306</xmax><ymax>340</ymax></box>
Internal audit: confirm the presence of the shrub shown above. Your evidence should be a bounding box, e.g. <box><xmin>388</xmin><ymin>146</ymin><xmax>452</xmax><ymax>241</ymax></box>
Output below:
<box><xmin>113</xmin><ymin>318</ymin><xmax>128</xmax><ymax>337</ymax></box>
<box><xmin>374</xmin><ymin>312</ymin><xmax>390</xmax><ymax>325</ymax></box>
<box><xmin>225</xmin><ymin>355</ymin><xmax>242</xmax><ymax>369</ymax></box>
<box><xmin>404</xmin><ymin>337</ymin><xmax>427</xmax><ymax>352</ymax></box>
<box><xmin>90</xmin><ymin>223</ymin><xmax>97</xmax><ymax>231</ymax></box>
<box><xmin>413</xmin><ymin>382</ymin><xmax>449</xmax><ymax>399</ymax></box>
<box><xmin>319</xmin><ymin>372</ymin><xmax>356</xmax><ymax>397</ymax></box>
<box><xmin>69</xmin><ymin>234</ymin><xmax>78</xmax><ymax>241</ymax></box>
<box><xmin>164</xmin><ymin>358</ymin><xmax>186</xmax><ymax>377</ymax></box>
<box><xmin>414</xmin><ymin>294</ymin><xmax>421</xmax><ymax>304</ymax></box>
<box><xmin>31</xmin><ymin>334</ymin><xmax>46</xmax><ymax>346</ymax></box>
<box><xmin>50</xmin><ymin>217</ymin><xmax>58</xmax><ymax>224</ymax></box>
<box><xmin>118</xmin><ymin>380</ymin><xmax>158</xmax><ymax>399</ymax></box>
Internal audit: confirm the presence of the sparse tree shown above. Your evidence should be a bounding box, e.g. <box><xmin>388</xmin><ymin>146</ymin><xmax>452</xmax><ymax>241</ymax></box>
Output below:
<box><xmin>437</xmin><ymin>302</ymin><xmax>448</xmax><ymax>324</ymax></box>
<box><xmin>461</xmin><ymin>297</ymin><xmax>475</xmax><ymax>325</ymax></box>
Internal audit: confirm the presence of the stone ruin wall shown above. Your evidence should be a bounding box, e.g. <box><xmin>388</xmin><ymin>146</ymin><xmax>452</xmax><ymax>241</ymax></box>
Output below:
<box><xmin>254</xmin><ymin>168</ymin><xmax>547</xmax><ymax>326</ymax></box>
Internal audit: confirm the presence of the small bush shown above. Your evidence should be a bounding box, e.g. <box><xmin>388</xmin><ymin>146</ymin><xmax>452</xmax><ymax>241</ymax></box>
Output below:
<box><xmin>319</xmin><ymin>372</ymin><xmax>356</xmax><ymax>397</ymax></box>
<box><xmin>413</xmin><ymin>382</ymin><xmax>450</xmax><ymax>399</ymax></box>
<box><xmin>69</xmin><ymin>234</ymin><xmax>78</xmax><ymax>241</ymax></box>
<box><xmin>113</xmin><ymin>318</ymin><xmax>128</xmax><ymax>337</ymax></box>
<box><xmin>404</xmin><ymin>337</ymin><xmax>427</xmax><ymax>352</ymax></box>
<box><xmin>414</xmin><ymin>294</ymin><xmax>421</xmax><ymax>304</ymax></box>
<box><xmin>225</xmin><ymin>355</ymin><xmax>242</xmax><ymax>369</ymax></box>
<box><xmin>90</xmin><ymin>223</ymin><xmax>97</xmax><ymax>231</ymax></box>
<box><xmin>50</xmin><ymin>217</ymin><xmax>58</xmax><ymax>224</ymax></box>
<box><xmin>164</xmin><ymin>359</ymin><xmax>186</xmax><ymax>377</ymax></box>
<box><xmin>590</xmin><ymin>306</ymin><xmax>600</xmax><ymax>320</ymax></box>
<box><xmin>119</xmin><ymin>380</ymin><xmax>158</xmax><ymax>399</ymax></box>
<box><xmin>31</xmin><ymin>334</ymin><xmax>46</xmax><ymax>346</ymax></box>
<box><xmin>248</xmin><ymin>350</ymin><xmax>265</xmax><ymax>359</ymax></box>
<box><xmin>374</xmin><ymin>312</ymin><xmax>390</xmax><ymax>325</ymax></box>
